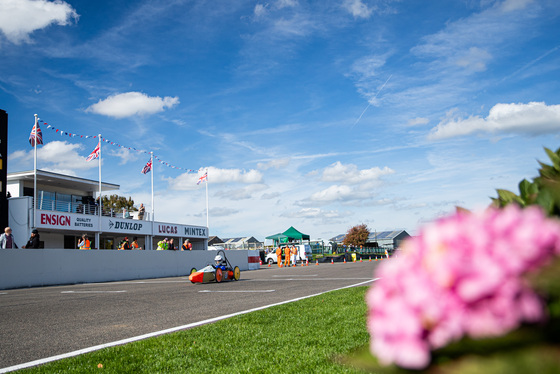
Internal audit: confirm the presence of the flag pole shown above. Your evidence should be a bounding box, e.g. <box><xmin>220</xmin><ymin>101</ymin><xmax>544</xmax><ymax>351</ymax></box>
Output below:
<box><xmin>151</xmin><ymin>151</ymin><xmax>154</xmax><ymax>223</ymax></box>
<box><xmin>97</xmin><ymin>134</ymin><xmax>102</xmax><ymax>250</ymax></box>
<box><xmin>205</xmin><ymin>168</ymin><xmax>209</xmax><ymax>231</ymax></box>
<box><xmin>33</xmin><ymin>114</ymin><xmax>38</xmax><ymax>229</ymax></box>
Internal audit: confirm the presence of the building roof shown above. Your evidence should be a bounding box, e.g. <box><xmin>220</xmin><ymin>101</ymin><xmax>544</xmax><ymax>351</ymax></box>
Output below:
<box><xmin>8</xmin><ymin>169</ymin><xmax>119</xmax><ymax>194</ymax></box>
<box><xmin>368</xmin><ymin>230</ymin><xmax>409</xmax><ymax>241</ymax></box>
<box><xmin>222</xmin><ymin>236</ymin><xmax>261</xmax><ymax>244</ymax></box>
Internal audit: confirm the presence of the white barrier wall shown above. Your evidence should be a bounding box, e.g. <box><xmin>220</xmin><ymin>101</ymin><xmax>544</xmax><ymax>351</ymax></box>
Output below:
<box><xmin>0</xmin><ymin>249</ymin><xmax>260</xmax><ymax>290</ymax></box>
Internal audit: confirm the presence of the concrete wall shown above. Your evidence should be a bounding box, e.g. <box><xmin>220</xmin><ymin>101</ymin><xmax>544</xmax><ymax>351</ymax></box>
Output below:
<box><xmin>0</xmin><ymin>249</ymin><xmax>259</xmax><ymax>290</ymax></box>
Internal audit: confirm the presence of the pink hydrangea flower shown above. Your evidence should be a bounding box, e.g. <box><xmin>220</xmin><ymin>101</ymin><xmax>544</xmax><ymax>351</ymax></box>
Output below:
<box><xmin>367</xmin><ymin>205</ymin><xmax>560</xmax><ymax>370</ymax></box>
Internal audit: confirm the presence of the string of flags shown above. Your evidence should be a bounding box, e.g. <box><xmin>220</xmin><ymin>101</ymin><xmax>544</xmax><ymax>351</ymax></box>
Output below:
<box><xmin>32</xmin><ymin>119</ymin><xmax>203</xmax><ymax>175</ymax></box>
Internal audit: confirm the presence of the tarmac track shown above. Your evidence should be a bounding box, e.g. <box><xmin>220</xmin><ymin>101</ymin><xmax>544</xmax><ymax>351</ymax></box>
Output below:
<box><xmin>0</xmin><ymin>261</ymin><xmax>381</xmax><ymax>371</ymax></box>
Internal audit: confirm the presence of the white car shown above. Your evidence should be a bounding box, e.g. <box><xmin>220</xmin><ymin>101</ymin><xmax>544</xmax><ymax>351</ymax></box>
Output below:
<box><xmin>265</xmin><ymin>244</ymin><xmax>312</xmax><ymax>265</ymax></box>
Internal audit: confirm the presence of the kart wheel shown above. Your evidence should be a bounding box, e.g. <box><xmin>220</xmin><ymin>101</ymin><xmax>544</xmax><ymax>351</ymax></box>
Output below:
<box><xmin>189</xmin><ymin>268</ymin><xmax>197</xmax><ymax>284</ymax></box>
<box><xmin>267</xmin><ymin>258</ymin><xmax>274</xmax><ymax>265</ymax></box>
<box><xmin>233</xmin><ymin>266</ymin><xmax>240</xmax><ymax>281</ymax></box>
<box><xmin>215</xmin><ymin>268</ymin><xmax>223</xmax><ymax>283</ymax></box>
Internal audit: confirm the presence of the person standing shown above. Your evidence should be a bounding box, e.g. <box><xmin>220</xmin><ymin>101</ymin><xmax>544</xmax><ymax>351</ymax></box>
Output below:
<box><xmin>137</xmin><ymin>203</ymin><xmax>145</xmax><ymax>220</ymax></box>
<box><xmin>0</xmin><ymin>227</ymin><xmax>18</xmax><ymax>249</ymax></box>
<box><xmin>168</xmin><ymin>238</ymin><xmax>176</xmax><ymax>251</ymax></box>
<box><xmin>157</xmin><ymin>238</ymin><xmax>168</xmax><ymax>250</ymax></box>
<box><xmin>131</xmin><ymin>237</ymin><xmax>142</xmax><ymax>250</ymax></box>
<box><xmin>291</xmin><ymin>245</ymin><xmax>298</xmax><ymax>266</ymax></box>
<box><xmin>182</xmin><ymin>239</ymin><xmax>192</xmax><ymax>251</ymax></box>
<box><xmin>23</xmin><ymin>229</ymin><xmax>40</xmax><ymax>249</ymax></box>
<box><xmin>77</xmin><ymin>234</ymin><xmax>91</xmax><ymax>250</ymax></box>
<box><xmin>275</xmin><ymin>246</ymin><xmax>282</xmax><ymax>267</ymax></box>
<box><xmin>121</xmin><ymin>237</ymin><xmax>131</xmax><ymax>250</ymax></box>
<box><xmin>283</xmin><ymin>246</ymin><xmax>291</xmax><ymax>267</ymax></box>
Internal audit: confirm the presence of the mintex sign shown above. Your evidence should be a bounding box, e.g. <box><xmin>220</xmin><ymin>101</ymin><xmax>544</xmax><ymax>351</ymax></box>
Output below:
<box><xmin>37</xmin><ymin>211</ymin><xmax>99</xmax><ymax>231</ymax></box>
<box><xmin>155</xmin><ymin>224</ymin><xmax>207</xmax><ymax>238</ymax></box>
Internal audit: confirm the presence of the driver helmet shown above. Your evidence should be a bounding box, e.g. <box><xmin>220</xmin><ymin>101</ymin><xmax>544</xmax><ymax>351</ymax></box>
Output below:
<box><xmin>214</xmin><ymin>254</ymin><xmax>223</xmax><ymax>265</ymax></box>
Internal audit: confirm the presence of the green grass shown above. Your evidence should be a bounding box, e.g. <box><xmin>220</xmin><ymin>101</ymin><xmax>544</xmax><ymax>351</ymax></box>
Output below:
<box><xmin>18</xmin><ymin>287</ymin><xmax>370</xmax><ymax>374</ymax></box>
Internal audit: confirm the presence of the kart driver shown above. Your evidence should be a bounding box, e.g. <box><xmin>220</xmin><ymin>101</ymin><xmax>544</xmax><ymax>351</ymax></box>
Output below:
<box><xmin>214</xmin><ymin>254</ymin><xmax>227</xmax><ymax>269</ymax></box>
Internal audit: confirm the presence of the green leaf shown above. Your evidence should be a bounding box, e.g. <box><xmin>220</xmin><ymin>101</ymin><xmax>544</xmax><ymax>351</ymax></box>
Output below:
<box><xmin>544</xmin><ymin>147</ymin><xmax>560</xmax><ymax>171</ymax></box>
<box><xmin>518</xmin><ymin>179</ymin><xmax>538</xmax><ymax>204</ymax></box>
<box><xmin>496</xmin><ymin>189</ymin><xmax>523</xmax><ymax>205</ymax></box>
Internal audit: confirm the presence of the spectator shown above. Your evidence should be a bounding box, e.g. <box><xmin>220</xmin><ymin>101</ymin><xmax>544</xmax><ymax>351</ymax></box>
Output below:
<box><xmin>137</xmin><ymin>203</ymin><xmax>145</xmax><ymax>220</ymax></box>
<box><xmin>131</xmin><ymin>236</ymin><xmax>142</xmax><ymax>250</ymax></box>
<box><xmin>157</xmin><ymin>238</ymin><xmax>168</xmax><ymax>250</ymax></box>
<box><xmin>77</xmin><ymin>234</ymin><xmax>91</xmax><ymax>250</ymax></box>
<box><xmin>23</xmin><ymin>229</ymin><xmax>41</xmax><ymax>249</ymax></box>
<box><xmin>182</xmin><ymin>239</ymin><xmax>192</xmax><ymax>251</ymax></box>
<box><xmin>0</xmin><ymin>227</ymin><xmax>18</xmax><ymax>249</ymax></box>
<box><xmin>121</xmin><ymin>237</ymin><xmax>131</xmax><ymax>250</ymax></box>
<box><xmin>168</xmin><ymin>238</ymin><xmax>176</xmax><ymax>251</ymax></box>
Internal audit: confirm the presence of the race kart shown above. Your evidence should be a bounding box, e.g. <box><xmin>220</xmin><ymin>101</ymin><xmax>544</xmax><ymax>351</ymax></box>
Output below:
<box><xmin>189</xmin><ymin>250</ymin><xmax>241</xmax><ymax>284</ymax></box>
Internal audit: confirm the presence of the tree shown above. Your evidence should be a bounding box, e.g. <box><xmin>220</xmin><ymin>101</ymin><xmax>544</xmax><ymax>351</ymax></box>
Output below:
<box><xmin>343</xmin><ymin>224</ymin><xmax>370</xmax><ymax>249</ymax></box>
<box><xmin>101</xmin><ymin>194</ymin><xmax>137</xmax><ymax>214</ymax></box>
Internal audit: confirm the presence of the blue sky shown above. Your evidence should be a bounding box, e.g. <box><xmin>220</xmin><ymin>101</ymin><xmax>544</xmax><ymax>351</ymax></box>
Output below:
<box><xmin>1</xmin><ymin>0</ymin><xmax>560</xmax><ymax>242</ymax></box>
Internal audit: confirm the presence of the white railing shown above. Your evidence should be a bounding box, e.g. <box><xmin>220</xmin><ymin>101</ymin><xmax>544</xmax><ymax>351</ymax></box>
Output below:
<box><xmin>34</xmin><ymin>198</ymin><xmax>150</xmax><ymax>220</ymax></box>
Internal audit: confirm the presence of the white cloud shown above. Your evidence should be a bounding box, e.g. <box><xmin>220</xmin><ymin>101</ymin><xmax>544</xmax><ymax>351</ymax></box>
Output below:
<box><xmin>0</xmin><ymin>0</ymin><xmax>78</xmax><ymax>44</ymax></box>
<box><xmin>454</xmin><ymin>47</ymin><xmax>492</xmax><ymax>72</ymax></box>
<box><xmin>168</xmin><ymin>167</ymin><xmax>263</xmax><ymax>191</ymax></box>
<box><xmin>86</xmin><ymin>92</ymin><xmax>179</xmax><ymax>118</ymax></box>
<box><xmin>276</xmin><ymin>0</ymin><xmax>298</xmax><ymax>9</ymax></box>
<box><xmin>9</xmin><ymin>141</ymin><xmax>98</xmax><ymax>173</ymax></box>
<box><xmin>257</xmin><ymin>157</ymin><xmax>290</xmax><ymax>170</ymax></box>
<box><xmin>407</xmin><ymin>117</ymin><xmax>429</xmax><ymax>126</ymax></box>
<box><xmin>499</xmin><ymin>0</ymin><xmax>535</xmax><ymax>12</ymax></box>
<box><xmin>254</xmin><ymin>4</ymin><xmax>268</xmax><ymax>18</ymax></box>
<box><xmin>428</xmin><ymin>102</ymin><xmax>560</xmax><ymax>140</ymax></box>
<box><xmin>310</xmin><ymin>185</ymin><xmax>365</xmax><ymax>202</ymax></box>
<box><xmin>215</xmin><ymin>184</ymin><xmax>269</xmax><ymax>200</ymax></box>
<box><xmin>209</xmin><ymin>207</ymin><xmax>239</xmax><ymax>217</ymax></box>
<box><xmin>108</xmin><ymin>147</ymin><xmax>140</xmax><ymax>166</ymax></box>
<box><xmin>320</xmin><ymin>161</ymin><xmax>394</xmax><ymax>184</ymax></box>
<box><xmin>343</xmin><ymin>0</ymin><xmax>373</xmax><ymax>19</ymax></box>
<box><xmin>282</xmin><ymin>207</ymin><xmax>345</xmax><ymax>219</ymax></box>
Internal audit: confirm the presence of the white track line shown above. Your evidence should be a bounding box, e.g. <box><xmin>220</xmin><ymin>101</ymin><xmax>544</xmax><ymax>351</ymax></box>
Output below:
<box><xmin>272</xmin><ymin>274</ymin><xmax>318</xmax><ymax>277</ymax></box>
<box><xmin>253</xmin><ymin>277</ymin><xmax>372</xmax><ymax>281</ymax></box>
<box><xmin>0</xmin><ymin>278</ymin><xmax>378</xmax><ymax>373</ymax></box>
<box><xmin>61</xmin><ymin>291</ymin><xmax>127</xmax><ymax>294</ymax></box>
<box><xmin>199</xmin><ymin>290</ymin><xmax>275</xmax><ymax>293</ymax></box>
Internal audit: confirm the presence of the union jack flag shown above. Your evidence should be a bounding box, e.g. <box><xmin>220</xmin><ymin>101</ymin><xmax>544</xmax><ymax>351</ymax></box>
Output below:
<box><xmin>141</xmin><ymin>159</ymin><xmax>152</xmax><ymax>174</ymax></box>
<box><xmin>29</xmin><ymin>123</ymin><xmax>43</xmax><ymax>147</ymax></box>
<box><xmin>86</xmin><ymin>143</ymin><xmax>100</xmax><ymax>162</ymax></box>
<box><xmin>197</xmin><ymin>171</ymin><xmax>208</xmax><ymax>185</ymax></box>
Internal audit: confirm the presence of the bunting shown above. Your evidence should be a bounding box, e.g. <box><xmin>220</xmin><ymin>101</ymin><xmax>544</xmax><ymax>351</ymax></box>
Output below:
<box><xmin>36</xmin><ymin>119</ymin><xmax>202</xmax><ymax>173</ymax></box>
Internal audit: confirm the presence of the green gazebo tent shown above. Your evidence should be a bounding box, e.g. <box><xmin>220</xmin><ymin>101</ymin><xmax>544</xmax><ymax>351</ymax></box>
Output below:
<box><xmin>281</xmin><ymin>226</ymin><xmax>310</xmax><ymax>242</ymax></box>
<box><xmin>265</xmin><ymin>233</ymin><xmax>289</xmax><ymax>245</ymax></box>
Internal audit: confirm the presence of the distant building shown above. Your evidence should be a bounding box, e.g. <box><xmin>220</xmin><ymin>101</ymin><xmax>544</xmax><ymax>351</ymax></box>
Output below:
<box><xmin>330</xmin><ymin>230</ymin><xmax>410</xmax><ymax>250</ymax></box>
<box><xmin>208</xmin><ymin>236</ymin><xmax>224</xmax><ymax>246</ymax></box>
<box><xmin>222</xmin><ymin>236</ymin><xmax>263</xmax><ymax>250</ymax></box>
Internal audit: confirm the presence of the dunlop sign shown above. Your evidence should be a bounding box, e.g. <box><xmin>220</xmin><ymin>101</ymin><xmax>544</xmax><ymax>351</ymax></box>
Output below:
<box><xmin>101</xmin><ymin>218</ymin><xmax>151</xmax><ymax>234</ymax></box>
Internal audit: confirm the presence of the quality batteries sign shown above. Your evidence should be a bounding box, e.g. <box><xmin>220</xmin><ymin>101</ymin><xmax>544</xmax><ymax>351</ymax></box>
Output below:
<box><xmin>37</xmin><ymin>212</ymin><xmax>99</xmax><ymax>231</ymax></box>
<box><xmin>101</xmin><ymin>218</ymin><xmax>151</xmax><ymax>234</ymax></box>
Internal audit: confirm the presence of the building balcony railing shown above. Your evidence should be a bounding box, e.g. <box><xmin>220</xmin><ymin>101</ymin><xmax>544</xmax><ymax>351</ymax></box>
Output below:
<box><xmin>33</xmin><ymin>198</ymin><xmax>150</xmax><ymax>221</ymax></box>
